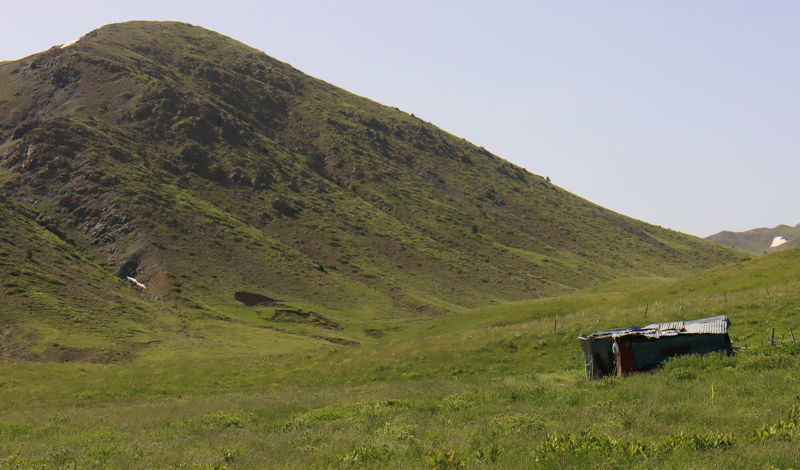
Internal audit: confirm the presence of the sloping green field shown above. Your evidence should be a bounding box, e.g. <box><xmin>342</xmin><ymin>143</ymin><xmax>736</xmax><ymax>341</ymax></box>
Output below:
<box><xmin>2</xmin><ymin>249</ymin><xmax>800</xmax><ymax>468</ymax></box>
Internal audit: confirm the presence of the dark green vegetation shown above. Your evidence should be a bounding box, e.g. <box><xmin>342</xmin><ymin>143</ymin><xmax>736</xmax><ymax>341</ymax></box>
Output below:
<box><xmin>708</xmin><ymin>223</ymin><xmax>800</xmax><ymax>255</ymax></box>
<box><xmin>0</xmin><ymin>20</ymin><xmax>791</xmax><ymax>469</ymax></box>
<box><xmin>0</xmin><ymin>21</ymin><xmax>739</xmax><ymax>358</ymax></box>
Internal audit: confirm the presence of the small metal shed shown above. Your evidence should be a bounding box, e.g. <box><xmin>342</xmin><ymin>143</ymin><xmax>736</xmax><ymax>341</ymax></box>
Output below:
<box><xmin>578</xmin><ymin>315</ymin><xmax>732</xmax><ymax>380</ymax></box>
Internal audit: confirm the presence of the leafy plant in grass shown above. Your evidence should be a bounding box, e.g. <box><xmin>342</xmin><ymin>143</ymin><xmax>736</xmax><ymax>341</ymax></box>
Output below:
<box><xmin>281</xmin><ymin>398</ymin><xmax>414</xmax><ymax>437</ymax></box>
<box><xmin>337</xmin><ymin>443</ymin><xmax>395</xmax><ymax>466</ymax></box>
<box><xmin>0</xmin><ymin>455</ymin><xmax>32</xmax><ymax>470</ymax></box>
<box><xmin>379</xmin><ymin>421</ymin><xmax>419</xmax><ymax>442</ymax></box>
<box><xmin>533</xmin><ymin>429</ymin><xmax>735</xmax><ymax>465</ymax></box>
<box><xmin>488</xmin><ymin>413</ymin><xmax>543</xmax><ymax>436</ymax></box>
<box><xmin>656</xmin><ymin>432</ymin><xmax>735</xmax><ymax>452</ymax></box>
<box><xmin>171</xmin><ymin>410</ymin><xmax>254</xmax><ymax>433</ymax></box>
<box><xmin>220</xmin><ymin>447</ymin><xmax>240</xmax><ymax>463</ymax></box>
<box><xmin>754</xmin><ymin>405</ymin><xmax>800</xmax><ymax>441</ymax></box>
<box><xmin>425</xmin><ymin>449</ymin><xmax>464</xmax><ymax>469</ymax></box>
<box><xmin>474</xmin><ymin>442</ymin><xmax>502</xmax><ymax>464</ymax></box>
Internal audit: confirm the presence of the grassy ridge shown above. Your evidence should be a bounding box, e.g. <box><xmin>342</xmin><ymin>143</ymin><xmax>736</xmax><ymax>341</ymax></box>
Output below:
<box><xmin>708</xmin><ymin>224</ymin><xmax>800</xmax><ymax>255</ymax></box>
<box><xmin>2</xmin><ymin>249</ymin><xmax>800</xmax><ymax>468</ymax></box>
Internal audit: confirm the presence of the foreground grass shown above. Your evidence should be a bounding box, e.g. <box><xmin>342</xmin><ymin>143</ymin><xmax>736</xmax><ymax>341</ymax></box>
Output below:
<box><xmin>2</xmin><ymin>347</ymin><xmax>800</xmax><ymax>468</ymax></box>
<box><xmin>3</xmin><ymin>251</ymin><xmax>800</xmax><ymax>468</ymax></box>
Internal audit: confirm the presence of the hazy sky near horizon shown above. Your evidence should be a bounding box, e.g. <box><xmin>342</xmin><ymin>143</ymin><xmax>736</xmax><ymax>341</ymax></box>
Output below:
<box><xmin>2</xmin><ymin>1</ymin><xmax>798</xmax><ymax>237</ymax></box>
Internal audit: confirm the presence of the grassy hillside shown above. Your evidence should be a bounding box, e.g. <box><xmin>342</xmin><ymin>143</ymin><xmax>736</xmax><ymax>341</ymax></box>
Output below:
<box><xmin>0</xmin><ymin>192</ymin><xmax>348</xmax><ymax>362</ymax></box>
<box><xmin>708</xmin><ymin>223</ymin><xmax>800</xmax><ymax>255</ymax></box>
<box><xmin>0</xmin><ymin>21</ymin><xmax>743</xmax><ymax>358</ymax></box>
<box><xmin>2</xmin><ymin>247</ymin><xmax>800</xmax><ymax>468</ymax></box>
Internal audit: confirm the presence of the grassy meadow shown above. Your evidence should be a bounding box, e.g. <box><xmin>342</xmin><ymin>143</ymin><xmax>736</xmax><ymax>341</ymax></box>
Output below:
<box><xmin>3</xmin><ymin>249</ymin><xmax>800</xmax><ymax>468</ymax></box>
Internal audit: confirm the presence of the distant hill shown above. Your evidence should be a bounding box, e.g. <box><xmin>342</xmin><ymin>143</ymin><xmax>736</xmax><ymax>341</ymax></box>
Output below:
<box><xmin>707</xmin><ymin>224</ymin><xmax>800</xmax><ymax>255</ymax></box>
<box><xmin>0</xmin><ymin>21</ymin><xmax>742</xmax><ymax>360</ymax></box>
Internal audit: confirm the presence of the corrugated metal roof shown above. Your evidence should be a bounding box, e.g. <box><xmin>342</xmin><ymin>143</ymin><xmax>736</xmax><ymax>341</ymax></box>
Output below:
<box><xmin>579</xmin><ymin>315</ymin><xmax>729</xmax><ymax>340</ymax></box>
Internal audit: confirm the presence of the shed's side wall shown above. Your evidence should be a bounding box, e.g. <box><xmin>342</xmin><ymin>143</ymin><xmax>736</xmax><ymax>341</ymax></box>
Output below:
<box><xmin>629</xmin><ymin>334</ymin><xmax>731</xmax><ymax>370</ymax></box>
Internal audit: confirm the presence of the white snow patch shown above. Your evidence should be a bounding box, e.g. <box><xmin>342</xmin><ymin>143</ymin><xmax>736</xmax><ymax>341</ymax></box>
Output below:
<box><xmin>770</xmin><ymin>236</ymin><xmax>788</xmax><ymax>248</ymax></box>
<box><xmin>60</xmin><ymin>38</ymin><xmax>80</xmax><ymax>49</ymax></box>
<box><xmin>126</xmin><ymin>276</ymin><xmax>146</xmax><ymax>289</ymax></box>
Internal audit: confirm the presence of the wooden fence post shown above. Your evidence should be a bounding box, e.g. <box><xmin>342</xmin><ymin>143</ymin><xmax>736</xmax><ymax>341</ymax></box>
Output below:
<box><xmin>770</xmin><ymin>328</ymin><xmax>775</xmax><ymax>346</ymax></box>
<box><xmin>791</xmin><ymin>328</ymin><xmax>796</xmax><ymax>345</ymax></box>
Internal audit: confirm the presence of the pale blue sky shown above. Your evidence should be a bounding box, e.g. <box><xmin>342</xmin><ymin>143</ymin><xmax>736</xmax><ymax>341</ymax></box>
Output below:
<box><xmin>3</xmin><ymin>1</ymin><xmax>798</xmax><ymax>237</ymax></box>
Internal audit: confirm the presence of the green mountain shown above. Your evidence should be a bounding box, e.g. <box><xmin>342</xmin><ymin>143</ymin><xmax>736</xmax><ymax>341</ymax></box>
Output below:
<box><xmin>707</xmin><ymin>223</ymin><xmax>800</xmax><ymax>255</ymax></box>
<box><xmin>0</xmin><ymin>21</ymin><xmax>740</xmax><ymax>359</ymax></box>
